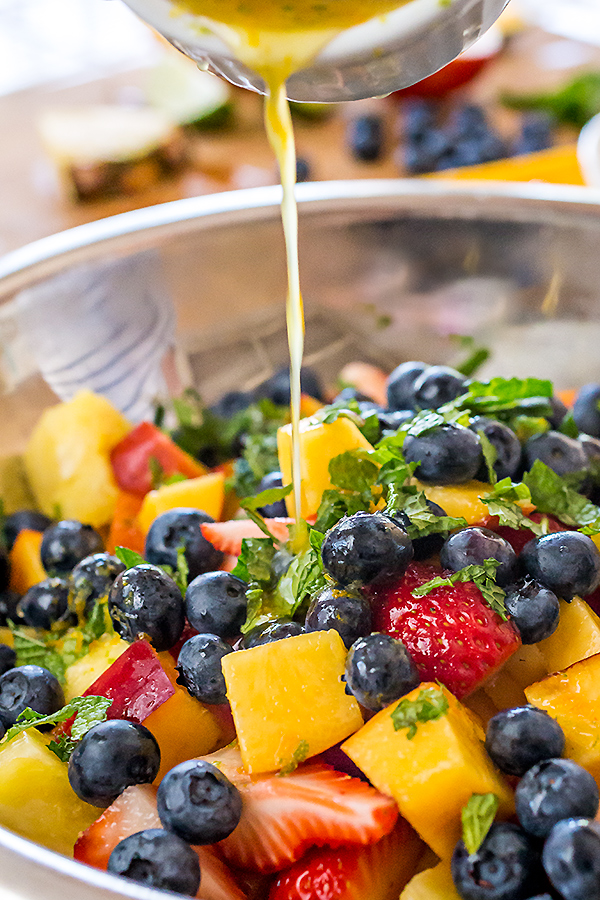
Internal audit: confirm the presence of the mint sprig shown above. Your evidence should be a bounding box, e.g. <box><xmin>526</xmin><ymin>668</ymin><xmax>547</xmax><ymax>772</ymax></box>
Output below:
<box><xmin>2</xmin><ymin>695</ymin><xmax>112</xmax><ymax>760</ymax></box>
<box><xmin>481</xmin><ymin>478</ymin><xmax>545</xmax><ymax>537</ymax></box>
<box><xmin>390</xmin><ymin>686</ymin><xmax>449</xmax><ymax>738</ymax></box>
<box><xmin>461</xmin><ymin>793</ymin><xmax>499</xmax><ymax>855</ymax></box>
<box><xmin>411</xmin><ymin>558</ymin><xmax>508</xmax><ymax>621</ymax></box>
<box><xmin>524</xmin><ymin>459</ymin><xmax>600</xmax><ymax>534</ymax></box>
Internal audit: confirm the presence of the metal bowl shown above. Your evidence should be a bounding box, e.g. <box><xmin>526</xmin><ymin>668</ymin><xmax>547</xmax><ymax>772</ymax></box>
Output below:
<box><xmin>0</xmin><ymin>179</ymin><xmax>600</xmax><ymax>897</ymax></box>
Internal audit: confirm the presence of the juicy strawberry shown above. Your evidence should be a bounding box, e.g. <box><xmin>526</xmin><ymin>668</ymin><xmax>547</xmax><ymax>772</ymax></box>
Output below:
<box><xmin>268</xmin><ymin>819</ymin><xmax>424</xmax><ymax>900</ymax></box>
<box><xmin>370</xmin><ymin>561</ymin><xmax>520</xmax><ymax>699</ymax></box>
<box><xmin>201</xmin><ymin>746</ymin><xmax>398</xmax><ymax>873</ymax></box>
<box><xmin>74</xmin><ymin>784</ymin><xmax>246</xmax><ymax>900</ymax></box>
<box><xmin>201</xmin><ymin>519</ymin><xmax>294</xmax><ymax>556</ymax></box>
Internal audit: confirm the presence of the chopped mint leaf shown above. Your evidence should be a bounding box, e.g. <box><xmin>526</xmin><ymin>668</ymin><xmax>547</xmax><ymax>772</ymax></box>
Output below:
<box><xmin>313</xmin><ymin>490</ymin><xmax>355</xmax><ymax>533</ymax></box>
<box><xmin>318</xmin><ymin>399</ymin><xmax>380</xmax><ymax>444</ymax></box>
<box><xmin>10</xmin><ymin>628</ymin><xmax>66</xmax><ymax>683</ymax></box>
<box><xmin>242</xmin><ymin>484</ymin><xmax>293</xmax><ymax>512</ymax></box>
<box><xmin>502</xmin><ymin>72</ymin><xmax>600</xmax><ymax>130</ymax></box>
<box><xmin>161</xmin><ymin>545</ymin><xmax>189</xmax><ymax>595</ymax></box>
<box><xmin>451</xmin><ymin>336</ymin><xmax>490</xmax><ymax>378</ymax></box>
<box><xmin>560</xmin><ymin>411</ymin><xmax>579</xmax><ymax>439</ymax></box>
<box><xmin>484</xmin><ymin>478</ymin><xmax>532</xmax><ymax>504</ymax></box>
<box><xmin>3</xmin><ymin>695</ymin><xmax>112</xmax><ymax>753</ymax></box>
<box><xmin>510</xmin><ymin>415</ymin><xmax>550</xmax><ymax>443</ymax></box>
<box><xmin>481</xmin><ymin>479</ymin><xmax>544</xmax><ymax>537</ymax></box>
<box><xmin>47</xmin><ymin>733</ymin><xmax>77</xmax><ymax>762</ymax></box>
<box><xmin>390</xmin><ymin>686</ymin><xmax>449</xmax><ymax>738</ymax></box>
<box><xmin>524</xmin><ymin>459</ymin><xmax>600</xmax><ymax>531</ymax></box>
<box><xmin>411</xmin><ymin>559</ymin><xmax>507</xmax><ymax>621</ymax></box>
<box><xmin>277</xmin><ymin>536</ymin><xmax>327</xmax><ymax>620</ymax></box>
<box><xmin>396</xmin><ymin>492</ymin><xmax>467</xmax><ymax>539</ymax></box>
<box><xmin>232</xmin><ymin>537</ymin><xmax>276</xmax><ymax>587</ymax></box>
<box><xmin>477</xmin><ymin>429</ymin><xmax>498</xmax><ymax>485</ymax></box>
<box><xmin>462</xmin><ymin>378</ymin><xmax>553</xmax><ymax>418</ymax></box>
<box><xmin>461</xmin><ymin>793</ymin><xmax>499</xmax><ymax>855</ymax></box>
<box><xmin>115</xmin><ymin>546</ymin><xmax>146</xmax><ymax>569</ymax></box>
<box><xmin>279</xmin><ymin>739</ymin><xmax>310</xmax><ymax>776</ymax></box>
<box><xmin>329</xmin><ymin>450</ymin><xmax>379</xmax><ymax>494</ymax></box>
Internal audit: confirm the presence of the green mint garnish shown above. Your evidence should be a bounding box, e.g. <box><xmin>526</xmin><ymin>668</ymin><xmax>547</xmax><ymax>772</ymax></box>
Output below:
<box><xmin>524</xmin><ymin>459</ymin><xmax>600</xmax><ymax>534</ymax></box>
<box><xmin>2</xmin><ymin>695</ymin><xmax>112</xmax><ymax>761</ymax></box>
<box><xmin>461</xmin><ymin>793</ymin><xmax>499</xmax><ymax>855</ymax></box>
<box><xmin>481</xmin><ymin>478</ymin><xmax>545</xmax><ymax>537</ymax></box>
<box><xmin>411</xmin><ymin>559</ymin><xmax>508</xmax><ymax>621</ymax></box>
<box><xmin>279</xmin><ymin>739</ymin><xmax>310</xmax><ymax>776</ymax></box>
<box><xmin>390</xmin><ymin>686</ymin><xmax>449</xmax><ymax>738</ymax></box>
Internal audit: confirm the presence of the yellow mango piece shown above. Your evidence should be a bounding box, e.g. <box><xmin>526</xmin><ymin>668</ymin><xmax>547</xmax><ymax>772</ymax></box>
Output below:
<box><xmin>0</xmin><ymin>455</ymin><xmax>36</xmax><ymax>514</ymax></box>
<box><xmin>536</xmin><ymin>597</ymin><xmax>600</xmax><ymax>673</ymax></box>
<box><xmin>526</xmin><ymin>652</ymin><xmax>600</xmax><ymax>787</ymax></box>
<box><xmin>24</xmin><ymin>390</ymin><xmax>130</xmax><ymax>528</ymax></box>
<box><xmin>416</xmin><ymin>480</ymin><xmax>492</xmax><ymax>525</ymax></box>
<box><xmin>9</xmin><ymin>529</ymin><xmax>46</xmax><ymax>595</ymax></box>
<box><xmin>222</xmin><ymin>630</ymin><xmax>363</xmax><ymax>774</ymax></box>
<box><xmin>401</xmin><ymin>861</ymin><xmax>461</xmax><ymax>900</ymax></box>
<box><xmin>483</xmin><ymin>644</ymin><xmax>549</xmax><ymax>711</ymax></box>
<box><xmin>64</xmin><ymin>633</ymin><xmax>130</xmax><ymax>701</ymax></box>
<box><xmin>138</xmin><ymin>471</ymin><xmax>225</xmax><ymax>534</ymax></box>
<box><xmin>342</xmin><ymin>683</ymin><xmax>513</xmax><ymax>859</ymax></box>
<box><xmin>428</xmin><ymin>144</ymin><xmax>584</xmax><ymax>186</ymax></box>
<box><xmin>278</xmin><ymin>416</ymin><xmax>373</xmax><ymax>519</ymax></box>
<box><xmin>0</xmin><ymin>730</ymin><xmax>99</xmax><ymax>855</ymax></box>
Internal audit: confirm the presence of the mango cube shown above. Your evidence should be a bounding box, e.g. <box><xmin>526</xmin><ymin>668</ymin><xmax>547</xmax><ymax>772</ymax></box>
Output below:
<box><xmin>483</xmin><ymin>644</ymin><xmax>549</xmax><ymax>711</ymax></box>
<box><xmin>64</xmin><ymin>633</ymin><xmax>130</xmax><ymax>701</ymax></box>
<box><xmin>525</xmin><ymin>652</ymin><xmax>600</xmax><ymax>787</ymax></box>
<box><xmin>417</xmin><ymin>480</ymin><xmax>533</xmax><ymax>526</ymax></box>
<box><xmin>401</xmin><ymin>862</ymin><xmax>461</xmax><ymax>900</ymax></box>
<box><xmin>342</xmin><ymin>683</ymin><xmax>513</xmax><ymax>859</ymax></box>
<box><xmin>277</xmin><ymin>415</ymin><xmax>373</xmax><ymax>519</ymax></box>
<box><xmin>137</xmin><ymin>470</ymin><xmax>226</xmax><ymax>534</ymax></box>
<box><xmin>8</xmin><ymin>529</ymin><xmax>46</xmax><ymax>596</ymax></box>
<box><xmin>222</xmin><ymin>630</ymin><xmax>363</xmax><ymax>774</ymax></box>
<box><xmin>536</xmin><ymin>597</ymin><xmax>600</xmax><ymax>672</ymax></box>
<box><xmin>0</xmin><ymin>730</ymin><xmax>99</xmax><ymax>855</ymax></box>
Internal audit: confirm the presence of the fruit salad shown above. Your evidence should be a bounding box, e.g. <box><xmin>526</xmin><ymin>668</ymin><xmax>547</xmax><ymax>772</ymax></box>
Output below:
<box><xmin>0</xmin><ymin>362</ymin><xmax>600</xmax><ymax>900</ymax></box>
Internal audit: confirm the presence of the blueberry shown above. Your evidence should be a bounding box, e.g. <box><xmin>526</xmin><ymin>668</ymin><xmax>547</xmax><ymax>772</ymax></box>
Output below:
<box><xmin>347</xmin><ymin>114</ymin><xmax>384</xmax><ymax>162</ymax></box>
<box><xmin>18</xmin><ymin>577</ymin><xmax>70</xmax><ymax>630</ymax></box>
<box><xmin>440</xmin><ymin>527</ymin><xmax>518</xmax><ymax>587</ymax></box>
<box><xmin>0</xmin><ymin>665</ymin><xmax>64</xmax><ymax>728</ymax></box>
<box><xmin>504</xmin><ymin>578</ymin><xmax>560</xmax><ymax>644</ymax></box>
<box><xmin>334</xmin><ymin>387</ymin><xmax>376</xmax><ymax>404</ymax></box>
<box><xmin>157</xmin><ymin>759</ymin><xmax>242</xmax><ymax>844</ymax></box>
<box><xmin>386</xmin><ymin>361</ymin><xmax>427</xmax><ymax>411</ymax></box>
<box><xmin>108</xmin><ymin>829</ymin><xmax>200</xmax><ymax>896</ymax></box>
<box><xmin>403</xmin><ymin>424</ymin><xmax>483</xmax><ymax>485</ymax></box>
<box><xmin>449</xmin><ymin>104</ymin><xmax>489</xmax><ymax>140</ymax></box>
<box><xmin>470</xmin><ymin>417</ymin><xmax>522</xmax><ymax>482</ymax></box>
<box><xmin>392</xmin><ymin>500</ymin><xmax>447</xmax><ymax>560</ymax></box>
<box><xmin>547</xmin><ymin>395</ymin><xmax>568</xmax><ymax>429</ymax></box>
<box><xmin>68</xmin><ymin>720</ymin><xmax>160</xmax><ymax>807</ymax></box>
<box><xmin>321</xmin><ymin>511</ymin><xmax>413</xmax><ymax>589</ymax></box>
<box><xmin>485</xmin><ymin>706</ymin><xmax>566</xmax><ymax>777</ymax></box>
<box><xmin>402</xmin><ymin>129</ymin><xmax>450</xmax><ymax>174</ymax></box>
<box><xmin>255</xmin><ymin>471</ymin><xmax>288</xmax><ymax>518</ymax></box>
<box><xmin>108</xmin><ymin>564</ymin><xmax>185</xmax><ymax>651</ymax></box>
<box><xmin>69</xmin><ymin>553</ymin><xmax>125</xmax><ymax>615</ymax></box>
<box><xmin>185</xmin><ymin>571</ymin><xmax>247</xmax><ymax>639</ymax></box>
<box><xmin>254</xmin><ymin>366</ymin><xmax>324</xmax><ymax>405</ymax></box>
<box><xmin>0</xmin><ymin>590</ymin><xmax>24</xmax><ymax>627</ymax></box>
<box><xmin>305</xmin><ymin>586</ymin><xmax>372</xmax><ymax>649</ymax></box>
<box><xmin>40</xmin><ymin>520</ymin><xmax>103</xmax><ymax>577</ymax></box>
<box><xmin>573</xmin><ymin>384</ymin><xmax>600</xmax><ymax>437</ymax></box>
<box><xmin>543</xmin><ymin>818</ymin><xmax>600</xmax><ymax>900</ymax></box>
<box><xmin>515</xmin><ymin>758</ymin><xmax>599</xmax><ymax>838</ymax></box>
<box><xmin>523</xmin><ymin>431</ymin><xmax>588</xmax><ymax>484</ymax></box>
<box><xmin>241</xmin><ymin>618</ymin><xmax>304</xmax><ymax>648</ymax></box>
<box><xmin>513</xmin><ymin>113</ymin><xmax>553</xmax><ymax>156</ymax></box>
<box><xmin>176</xmin><ymin>633</ymin><xmax>232</xmax><ymax>705</ymax></box>
<box><xmin>402</xmin><ymin>99</ymin><xmax>437</xmax><ymax>139</ymax></box>
<box><xmin>377</xmin><ymin>409</ymin><xmax>415</xmax><ymax>433</ymax></box>
<box><xmin>520</xmin><ymin>531</ymin><xmax>600</xmax><ymax>600</ymax></box>
<box><xmin>296</xmin><ymin>156</ymin><xmax>311</xmax><ymax>182</ymax></box>
<box><xmin>345</xmin><ymin>634</ymin><xmax>419</xmax><ymax>710</ymax></box>
<box><xmin>4</xmin><ymin>510</ymin><xmax>52</xmax><ymax>552</ymax></box>
<box><xmin>0</xmin><ymin>644</ymin><xmax>16</xmax><ymax>677</ymax></box>
<box><xmin>451</xmin><ymin>822</ymin><xmax>544</xmax><ymax>900</ymax></box>
<box><xmin>144</xmin><ymin>508</ymin><xmax>224</xmax><ymax>582</ymax></box>
<box><xmin>412</xmin><ymin>365</ymin><xmax>467</xmax><ymax>410</ymax></box>
<box><xmin>209</xmin><ymin>390</ymin><xmax>252</xmax><ymax>419</ymax></box>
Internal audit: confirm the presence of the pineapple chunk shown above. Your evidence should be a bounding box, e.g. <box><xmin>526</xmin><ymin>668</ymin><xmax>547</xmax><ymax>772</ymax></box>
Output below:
<box><xmin>137</xmin><ymin>471</ymin><xmax>226</xmax><ymax>534</ymax></box>
<box><xmin>525</xmin><ymin>652</ymin><xmax>600</xmax><ymax>787</ymax></box>
<box><xmin>221</xmin><ymin>630</ymin><xmax>363</xmax><ymax>774</ymax></box>
<box><xmin>64</xmin><ymin>633</ymin><xmax>130</xmax><ymax>700</ymax></box>
<box><xmin>342</xmin><ymin>683</ymin><xmax>513</xmax><ymax>859</ymax></box>
<box><xmin>536</xmin><ymin>597</ymin><xmax>600</xmax><ymax>672</ymax></box>
<box><xmin>0</xmin><ymin>731</ymin><xmax>99</xmax><ymax>855</ymax></box>
<box><xmin>401</xmin><ymin>861</ymin><xmax>461</xmax><ymax>900</ymax></box>
<box><xmin>277</xmin><ymin>415</ymin><xmax>373</xmax><ymax>519</ymax></box>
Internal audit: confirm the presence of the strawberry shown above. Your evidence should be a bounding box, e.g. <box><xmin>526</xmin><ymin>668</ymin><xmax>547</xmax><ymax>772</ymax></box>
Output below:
<box><xmin>268</xmin><ymin>819</ymin><xmax>424</xmax><ymax>900</ymax></box>
<box><xmin>370</xmin><ymin>561</ymin><xmax>520</xmax><ymax>699</ymax></box>
<box><xmin>201</xmin><ymin>519</ymin><xmax>294</xmax><ymax>556</ymax></box>
<box><xmin>74</xmin><ymin>784</ymin><xmax>247</xmax><ymax>900</ymax></box>
<box><xmin>492</xmin><ymin>513</ymin><xmax>565</xmax><ymax>556</ymax></box>
<box><xmin>201</xmin><ymin>746</ymin><xmax>399</xmax><ymax>873</ymax></box>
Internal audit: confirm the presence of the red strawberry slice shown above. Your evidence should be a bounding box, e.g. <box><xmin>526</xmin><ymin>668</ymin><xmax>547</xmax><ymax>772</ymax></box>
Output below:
<box><xmin>370</xmin><ymin>561</ymin><xmax>520</xmax><ymax>699</ymax></box>
<box><xmin>268</xmin><ymin>819</ymin><xmax>424</xmax><ymax>900</ymax></box>
<box><xmin>201</xmin><ymin>519</ymin><xmax>294</xmax><ymax>556</ymax></box>
<box><xmin>74</xmin><ymin>784</ymin><xmax>246</xmax><ymax>900</ymax></box>
<box><xmin>201</xmin><ymin>745</ymin><xmax>399</xmax><ymax>873</ymax></box>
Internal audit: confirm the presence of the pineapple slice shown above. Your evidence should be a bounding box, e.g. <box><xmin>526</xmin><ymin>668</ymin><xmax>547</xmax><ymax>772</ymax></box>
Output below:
<box><xmin>536</xmin><ymin>597</ymin><xmax>600</xmax><ymax>672</ymax></box>
<box><xmin>401</xmin><ymin>861</ymin><xmax>461</xmax><ymax>900</ymax></box>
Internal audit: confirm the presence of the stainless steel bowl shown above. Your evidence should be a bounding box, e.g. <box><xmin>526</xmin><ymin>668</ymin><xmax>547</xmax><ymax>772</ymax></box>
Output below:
<box><xmin>0</xmin><ymin>179</ymin><xmax>600</xmax><ymax>898</ymax></box>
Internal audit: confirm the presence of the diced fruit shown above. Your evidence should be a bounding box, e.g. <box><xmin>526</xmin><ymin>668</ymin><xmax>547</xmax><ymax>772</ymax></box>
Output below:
<box><xmin>481</xmin><ymin>643</ymin><xmax>549</xmax><ymax>711</ymax></box>
<box><xmin>0</xmin><ymin>730</ymin><xmax>98</xmax><ymax>855</ymax></box>
<box><xmin>106</xmin><ymin>490</ymin><xmax>145</xmax><ymax>555</ymax></box>
<box><xmin>400</xmin><ymin>861</ymin><xmax>461</xmax><ymax>900</ymax></box>
<box><xmin>200</xmin><ymin>518</ymin><xmax>293</xmax><ymax>557</ymax></box>
<box><xmin>8</xmin><ymin>528</ymin><xmax>46</xmax><ymax>595</ymax></box>
<box><xmin>493</xmin><ymin>513</ymin><xmax>564</xmax><ymax>555</ymax></box>
<box><xmin>370</xmin><ymin>562</ymin><xmax>521</xmax><ymax>699</ymax></box>
<box><xmin>342</xmin><ymin>683</ymin><xmax>513</xmax><ymax>859</ymax></box>
<box><xmin>0</xmin><ymin>455</ymin><xmax>37</xmax><ymax>514</ymax></box>
<box><xmin>269</xmin><ymin>819</ymin><xmax>424</xmax><ymax>900</ymax></box>
<box><xmin>111</xmin><ymin>421</ymin><xmax>206</xmax><ymax>497</ymax></box>
<box><xmin>536</xmin><ymin>596</ymin><xmax>600</xmax><ymax>672</ymax></box>
<box><xmin>201</xmin><ymin>745</ymin><xmax>399</xmax><ymax>873</ymax></box>
<box><xmin>338</xmin><ymin>362</ymin><xmax>389</xmax><ymax>407</ymax></box>
<box><xmin>277</xmin><ymin>416</ymin><xmax>373</xmax><ymax>519</ymax></box>
<box><xmin>137</xmin><ymin>471</ymin><xmax>226</xmax><ymax>535</ymax></box>
<box><xmin>416</xmin><ymin>480</ymin><xmax>493</xmax><ymax>525</ymax></box>
<box><xmin>64</xmin><ymin>633</ymin><xmax>130</xmax><ymax>701</ymax></box>
<box><xmin>222</xmin><ymin>630</ymin><xmax>363</xmax><ymax>774</ymax></box>
<box><xmin>24</xmin><ymin>390</ymin><xmax>131</xmax><ymax>528</ymax></box>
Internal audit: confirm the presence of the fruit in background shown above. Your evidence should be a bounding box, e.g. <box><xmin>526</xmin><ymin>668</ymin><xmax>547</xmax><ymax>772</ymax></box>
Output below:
<box><xmin>111</xmin><ymin>421</ymin><xmax>206</xmax><ymax>497</ymax></box>
<box><xmin>342</xmin><ymin>682</ymin><xmax>514</xmax><ymax>859</ymax></box>
<box><xmin>106</xmin><ymin>491</ymin><xmax>145</xmax><ymax>556</ymax></box>
<box><xmin>24</xmin><ymin>390</ymin><xmax>131</xmax><ymax>528</ymax></box>
<box><xmin>8</xmin><ymin>528</ymin><xmax>46</xmax><ymax>595</ymax></box>
<box><xmin>221</xmin><ymin>630</ymin><xmax>363</xmax><ymax>774</ymax></box>
<box><xmin>200</xmin><ymin>518</ymin><xmax>293</xmax><ymax>557</ymax></box>
<box><xmin>337</xmin><ymin>362</ymin><xmax>388</xmax><ymax>407</ymax></box>
<box><xmin>145</xmin><ymin>54</ymin><xmax>233</xmax><ymax>130</ymax></box>
<box><xmin>137</xmin><ymin>471</ymin><xmax>225</xmax><ymax>534</ymax></box>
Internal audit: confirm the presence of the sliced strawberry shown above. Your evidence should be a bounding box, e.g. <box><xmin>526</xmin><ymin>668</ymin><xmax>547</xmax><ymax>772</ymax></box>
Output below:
<box><xmin>268</xmin><ymin>819</ymin><xmax>424</xmax><ymax>900</ymax></box>
<box><xmin>370</xmin><ymin>561</ymin><xmax>521</xmax><ymax>699</ymax></box>
<box><xmin>201</xmin><ymin>519</ymin><xmax>294</xmax><ymax>556</ymax></box>
<box><xmin>201</xmin><ymin>746</ymin><xmax>399</xmax><ymax>873</ymax></box>
<box><xmin>75</xmin><ymin>784</ymin><xmax>246</xmax><ymax>900</ymax></box>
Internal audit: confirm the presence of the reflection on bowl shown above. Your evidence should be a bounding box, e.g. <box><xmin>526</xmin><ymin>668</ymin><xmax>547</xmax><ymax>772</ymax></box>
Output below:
<box><xmin>578</xmin><ymin>113</ymin><xmax>600</xmax><ymax>188</ymax></box>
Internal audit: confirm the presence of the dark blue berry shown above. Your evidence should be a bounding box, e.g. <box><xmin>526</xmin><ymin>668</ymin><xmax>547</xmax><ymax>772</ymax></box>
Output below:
<box><xmin>157</xmin><ymin>759</ymin><xmax>242</xmax><ymax>844</ymax></box>
<box><xmin>513</xmin><ymin>113</ymin><xmax>553</xmax><ymax>156</ymax></box>
<box><xmin>4</xmin><ymin>510</ymin><xmax>52</xmax><ymax>551</ymax></box>
<box><xmin>185</xmin><ymin>571</ymin><xmax>247</xmax><ymax>639</ymax></box>
<box><xmin>440</xmin><ymin>526</ymin><xmax>518</xmax><ymax>587</ymax></box>
<box><xmin>0</xmin><ymin>665</ymin><xmax>64</xmax><ymax>728</ymax></box>
<box><xmin>108</xmin><ymin>564</ymin><xmax>185</xmax><ymax>651</ymax></box>
<box><xmin>255</xmin><ymin>471</ymin><xmax>288</xmax><ymax>518</ymax></box>
<box><xmin>40</xmin><ymin>520</ymin><xmax>103</xmax><ymax>577</ymax></box>
<box><xmin>145</xmin><ymin>508</ymin><xmax>223</xmax><ymax>582</ymax></box>
<box><xmin>547</xmin><ymin>395</ymin><xmax>568</xmax><ymax>429</ymax></box>
<box><xmin>69</xmin><ymin>553</ymin><xmax>125</xmax><ymax>615</ymax></box>
<box><xmin>0</xmin><ymin>590</ymin><xmax>24</xmax><ymax>626</ymax></box>
<box><xmin>0</xmin><ymin>644</ymin><xmax>16</xmax><ymax>677</ymax></box>
<box><xmin>451</xmin><ymin>822</ymin><xmax>544</xmax><ymax>900</ymax></box>
<box><xmin>210</xmin><ymin>390</ymin><xmax>252</xmax><ymax>419</ymax></box>
<box><xmin>378</xmin><ymin>409</ymin><xmax>415</xmax><ymax>433</ymax></box>
<box><xmin>504</xmin><ymin>578</ymin><xmax>560</xmax><ymax>644</ymax></box>
<box><xmin>345</xmin><ymin>634</ymin><xmax>419</xmax><ymax>710</ymax></box>
<box><xmin>485</xmin><ymin>706</ymin><xmax>565</xmax><ymax>777</ymax></box>
<box><xmin>176</xmin><ymin>633</ymin><xmax>232</xmax><ymax>705</ymax></box>
<box><xmin>68</xmin><ymin>720</ymin><xmax>160</xmax><ymax>807</ymax></box>
<box><xmin>412</xmin><ymin>365</ymin><xmax>467</xmax><ymax>410</ymax></box>
<box><xmin>523</xmin><ymin>431</ymin><xmax>588</xmax><ymax>483</ymax></box>
<box><xmin>334</xmin><ymin>387</ymin><xmax>376</xmax><ymax>404</ymax></box>
<box><xmin>296</xmin><ymin>156</ymin><xmax>311</xmax><ymax>182</ymax></box>
<box><xmin>108</xmin><ymin>829</ymin><xmax>200</xmax><ymax>896</ymax></box>
<box><xmin>241</xmin><ymin>618</ymin><xmax>304</xmax><ymax>648</ymax></box>
<box><xmin>470</xmin><ymin>417</ymin><xmax>522</xmax><ymax>482</ymax></box>
<box><xmin>543</xmin><ymin>818</ymin><xmax>600</xmax><ymax>900</ymax></box>
<box><xmin>321</xmin><ymin>511</ymin><xmax>413</xmax><ymax>588</ymax></box>
<box><xmin>403</xmin><ymin>424</ymin><xmax>483</xmax><ymax>485</ymax></box>
<box><xmin>449</xmin><ymin>104</ymin><xmax>489</xmax><ymax>140</ymax></box>
<box><xmin>386</xmin><ymin>361</ymin><xmax>427</xmax><ymax>411</ymax></box>
<box><xmin>520</xmin><ymin>531</ymin><xmax>600</xmax><ymax>600</ymax></box>
<box><xmin>515</xmin><ymin>758</ymin><xmax>599</xmax><ymax>838</ymax></box>
<box><xmin>392</xmin><ymin>500</ymin><xmax>447</xmax><ymax>560</ymax></box>
<box><xmin>347</xmin><ymin>115</ymin><xmax>384</xmax><ymax>162</ymax></box>
<box><xmin>18</xmin><ymin>577</ymin><xmax>70</xmax><ymax>630</ymax></box>
<box><xmin>403</xmin><ymin>129</ymin><xmax>450</xmax><ymax>174</ymax></box>
<box><xmin>573</xmin><ymin>384</ymin><xmax>600</xmax><ymax>438</ymax></box>
<box><xmin>305</xmin><ymin>586</ymin><xmax>372</xmax><ymax>649</ymax></box>
<box><xmin>254</xmin><ymin>366</ymin><xmax>324</xmax><ymax>404</ymax></box>
<box><xmin>403</xmin><ymin>99</ymin><xmax>436</xmax><ymax>139</ymax></box>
